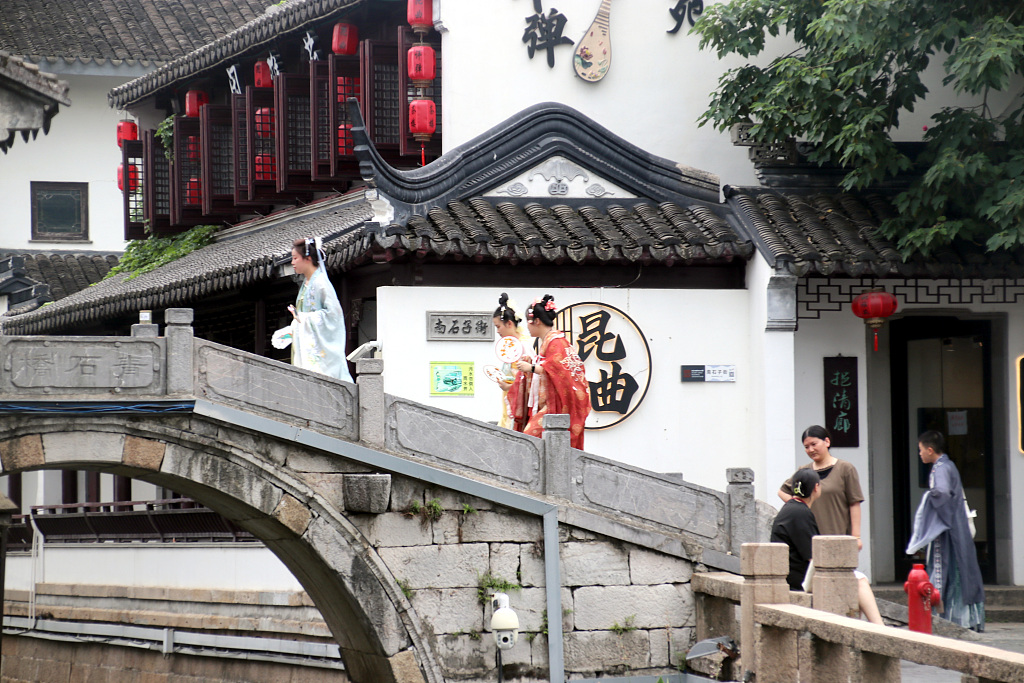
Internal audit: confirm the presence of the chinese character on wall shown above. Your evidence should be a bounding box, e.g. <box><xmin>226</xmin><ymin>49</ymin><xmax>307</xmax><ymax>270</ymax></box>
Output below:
<box><xmin>823</xmin><ymin>356</ymin><xmax>859</xmax><ymax>447</ymax></box>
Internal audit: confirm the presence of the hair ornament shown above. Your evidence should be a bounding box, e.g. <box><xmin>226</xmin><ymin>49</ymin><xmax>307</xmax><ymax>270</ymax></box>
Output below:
<box><xmin>793</xmin><ymin>482</ymin><xmax>804</xmax><ymax>497</ymax></box>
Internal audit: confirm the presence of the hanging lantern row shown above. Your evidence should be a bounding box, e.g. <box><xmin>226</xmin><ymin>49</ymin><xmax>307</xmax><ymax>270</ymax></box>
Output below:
<box><xmin>116</xmin><ymin>121</ymin><xmax>138</xmax><ymax>148</ymax></box>
<box><xmin>851</xmin><ymin>288</ymin><xmax>898</xmax><ymax>352</ymax></box>
<box><xmin>185</xmin><ymin>90</ymin><xmax>209</xmax><ymax>118</ymax></box>
<box><xmin>332</xmin><ymin>22</ymin><xmax>359</xmax><ymax>55</ymax></box>
<box><xmin>406</xmin><ymin>0</ymin><xmax>435</xmax><ymax>165</ymax></box>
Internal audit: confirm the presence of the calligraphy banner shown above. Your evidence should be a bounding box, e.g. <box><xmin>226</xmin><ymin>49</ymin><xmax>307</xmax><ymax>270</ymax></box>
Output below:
<box><xmin>823</xmin><ymin>356</ymin><xmax>859</xmax><ymax>447</ymax></box>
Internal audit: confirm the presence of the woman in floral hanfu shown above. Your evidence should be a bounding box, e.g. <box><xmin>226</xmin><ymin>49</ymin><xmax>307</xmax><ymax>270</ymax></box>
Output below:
<box><xmin>511</xmin><ymin>294</ymin><xmax>591</xmax><ymax>449</ymax></box>
<box><xmin>272</xmin><ymin>237</ymin><xmax>353</xmax><ymax>383</ymax></box>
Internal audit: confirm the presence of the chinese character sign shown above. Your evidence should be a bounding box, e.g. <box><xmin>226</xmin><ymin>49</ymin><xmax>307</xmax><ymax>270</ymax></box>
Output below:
<box><xmin>426</xmin><ymin>312</ymin><xmax>494</xmax><ymax>342</ymax></box>
<box><xmin>823</xmin><ymin>356</ymin><xmax>859</xmax><ymax>447</ymax></box>
<box><xmin>557</xmin><ymin>302</ymin><xmax>651</xmax><ymax>430</ymax></box>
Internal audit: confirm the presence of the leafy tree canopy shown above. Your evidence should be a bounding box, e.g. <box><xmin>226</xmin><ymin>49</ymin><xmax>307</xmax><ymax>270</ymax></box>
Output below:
<box><xmin>695</xmin><ymin>0</ymin><xmax>1024</xmax><ymax>255</ymax></box>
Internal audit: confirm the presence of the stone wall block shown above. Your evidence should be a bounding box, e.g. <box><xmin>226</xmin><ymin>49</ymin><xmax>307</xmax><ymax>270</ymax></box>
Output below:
<box><xmin>388</xmin><ymin>649</ymin><xmax>426</xmax><ymax>683</ymax></box>
<box><xmin>629</xmin><ymin>547</ymin><xmax>693</xmax><ymax>585</ymax></box>
<box><xmin>272</xmin><ymin>494</ymin><xmax>311</xmax><ymax>536</ymax></box>
<box><xmin>433</xmin><ymin>634</ymin><xmax>490</xmax><ymax>678</ymax></box>
<box><xmin>123</xmin><ymin>435</ymin><xmax>165</xmax><ymax>471</ymax></box>
<box><xmin>518</xmin><ymin>543</ymin><xmax>546</xmax><ymax>587</ymax></box>
<box><xmin>409</xmin><ymin>588</ymin><xmax>482</xmax><ymax>634</ymax></box>
<box><xmin>287</xmin><ymin>449</ymin><xmax>369</xmax><ymax>474</ymax></box>
<box><xmin>160</xmin><ymin>443</ymin><xmax>283</xmax><ymax>521</ymax></box>
<box><xmin>0</xmin><ymin>434</ymin><xmax>44</xmax><ymax>471</ymax></box>
<box><xmin>42</xmin><ymin>431</ymin><xmax>124</xmax><ymax>465</ymax></box>
<box><xmin>454</xmin><ymin>511</ymin><xmax>542</xmax><ymax>544</ymax></box>
<box><xmin>573</xmin><ymin>585</ymin><xmax>693</xmax><ymax>630</ymax></box>
<box><xmin>561</xmin><ymin>542</ymin><xmax>630</xmax><ymax>586</ymax></box>
<box><xmin>301</xmin><ymin>472</ymin><xmax>345</xmax><ymax>512</ymax></box>
<box><xmin>423</xmin><ymin>486</ymin><xmax>495</xmax><ymax>513</ymax></box>
<box><xmin>352</xmin><ymin>512</ymin><xmax>436</xmax><ymax>548</ymax></box>
<box><xmin>344</xmin><ymin>473</ymin><xmax>391</xmax><ymax>513</ymax></box>
<box><xmin>564</xmin><ymin>629</ymin><xmax>650</xmax><ymax>673</ymax></box>
<box><xmin>669</xmin><ymin>626</ymin><xmax>697</xmax><ymax>670</ymax></box>
<box><xmin>489</xmin><ymin>543</ymin><xmax>521</xmax><ymax>583</ymax></box>
<box><xmin>649</xmin><ymin>628</ymin><xmax>670</xmax><ymax>667</ymax></box>
<box><xmin>378</xmin><ymin>544</ymin><xmax>490</xmax><ymax>589</ymax></box>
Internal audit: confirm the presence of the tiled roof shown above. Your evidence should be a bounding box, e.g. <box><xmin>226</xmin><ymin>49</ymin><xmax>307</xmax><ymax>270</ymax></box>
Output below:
<box><xmin>0</xmin><ymin>52</ymin><xmax>70</xmax><ymax>152</ymax></box>
<box><xmin>333</xmin><ymin>198</ymin><xmax>754</xmax><ymax>269</ymax></box>
<box><xmin>0</xmin><ymin>253</ymin><xmax>119</xmax><ymax>313</ymax></box>
<box><xmin>727</xmin><ymin>187</ymin><xmax>1024</xmax><ymax>279</ymax></box>
<box><xmin>0</xmin><ymin>0</ymin><xmax>270</xmax><ymax>66</ymax></box>
<box><xmin>2</xmin><ymin>197</ymin><xmax>374</xmax><ymax>335</ymax></box>
<box><xmin>109</xmin><ymin>0</ymin><xmax>364</xmax><ymax>108</ymax></box>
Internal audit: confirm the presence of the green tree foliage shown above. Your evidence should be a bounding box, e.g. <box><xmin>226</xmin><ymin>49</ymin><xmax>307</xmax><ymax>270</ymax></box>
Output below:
<box><xmin>695</xmin><ymin>0</ymin><xmax>1024</xmax><ymax>255</ymax></box>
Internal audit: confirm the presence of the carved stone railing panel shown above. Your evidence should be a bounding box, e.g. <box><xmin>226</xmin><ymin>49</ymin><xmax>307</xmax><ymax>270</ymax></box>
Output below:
<box><xmin>385</xmin><ymin>397</ymin><xmax>543</xmax><ymax>490</ymax></box>
<box><xmin>571</xmin><ymin>452</ymin><xmax>728</xmax><ymax>548</ymax></box>
<box><xmin>194</xmin><ymin>340</ymin><xmax>357</xmax><ymax>441</ymax></box>
<box><xmin>0</xmin><ymin>336</ymin><xmax>165</xmax><ymax>397</ymax></box>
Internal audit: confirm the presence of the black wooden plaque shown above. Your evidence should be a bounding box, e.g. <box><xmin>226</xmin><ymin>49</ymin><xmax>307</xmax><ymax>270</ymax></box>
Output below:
<box><xmin>823</xmin><ymin>356</ymin><xmax>859</xmax><ymax>447</ymax></box>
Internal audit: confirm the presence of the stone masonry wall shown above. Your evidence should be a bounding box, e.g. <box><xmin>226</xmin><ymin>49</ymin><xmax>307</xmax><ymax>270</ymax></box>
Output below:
<box><xmin>348</xmin><ymin>474</ymin><xmax>696</xmax><ymax>682</ymax></box>
<box><xmin>0</xmin><ymin>636</ymin><xmax>350</xmax><ymax>683</ymax></box>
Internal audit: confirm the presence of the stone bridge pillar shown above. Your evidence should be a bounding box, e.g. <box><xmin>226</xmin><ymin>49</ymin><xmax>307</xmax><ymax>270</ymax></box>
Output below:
<box><xmin>541</xmin><ymin>413</ymin><xmax>571</xmax><ymax>498</ymax></box>
<box><xmin>165</xmin><ymin>308</ymin><xmax>194</xmax><ymax>395</ymax></box>
<box><xmin>357</xmin><ymin>358</ymin><xmax>385</xmax><ymax>447</ymax></box>
<box><xmin>740</xmin><ymin>543</ymin><xmax>791</xmax><ymax>681</ymax></box>
<box><xmin>727</xmin><ymin>468</ymin><xmax>755</xmax><ymax>554</ymax></box>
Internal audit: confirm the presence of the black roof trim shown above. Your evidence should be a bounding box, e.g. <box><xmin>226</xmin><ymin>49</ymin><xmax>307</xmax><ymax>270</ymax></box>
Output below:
<box><xmin>351</xmin><ymin>101</ymin><xmax>722</xmax><ymax>221</ymax></box>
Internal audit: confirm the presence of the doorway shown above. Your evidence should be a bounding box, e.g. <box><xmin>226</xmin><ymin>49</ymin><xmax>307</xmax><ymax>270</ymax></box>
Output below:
<box><xmin>889</xmin><ymin>316</ymin><xmax>995</xmax><ymax>582</ymax></box>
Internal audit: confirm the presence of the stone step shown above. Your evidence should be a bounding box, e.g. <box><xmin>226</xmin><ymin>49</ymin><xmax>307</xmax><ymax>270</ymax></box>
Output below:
<box><xmin>985</xmin><ymin>607</ymin><xmax>1024</xmax><ymax>623</ymax></box>
<box><xmin>876</xmin><ymin>585</ymin><xmax>1024</xmax><ymax>623</ymax></box>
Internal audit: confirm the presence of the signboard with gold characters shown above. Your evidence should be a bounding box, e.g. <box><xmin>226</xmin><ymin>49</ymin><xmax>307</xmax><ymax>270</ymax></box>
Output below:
<box><xmin>555</xmin><ymin>302</ymin><xmax>651</xmax><ymax>430</ymax></box>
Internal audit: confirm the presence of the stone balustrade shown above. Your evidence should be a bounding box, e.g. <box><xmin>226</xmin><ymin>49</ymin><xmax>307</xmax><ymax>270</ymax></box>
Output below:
<box><xmin>693</xmin><ymin>540</ymin><xmax>1024</xmax><ymax>682</ymax></box>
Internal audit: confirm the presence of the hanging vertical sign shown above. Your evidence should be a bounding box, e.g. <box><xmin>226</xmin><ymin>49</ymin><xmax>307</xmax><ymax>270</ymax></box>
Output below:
<box><xmin>1017</xmin><ymin>355</ymin><xmax>1024</xmax><ymax>453</ymax></box>
<box><xmin>823</xmin><ymin>356</ymin><xmax>859</xmax><ymax>447</ymax></box>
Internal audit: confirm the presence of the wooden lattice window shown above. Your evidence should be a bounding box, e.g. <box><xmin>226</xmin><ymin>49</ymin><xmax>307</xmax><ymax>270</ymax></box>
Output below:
<box><xmin>361</xmin><ymin>40</ymin><xmax>400</xmax><ymax>154</ymax></box>
<box><xmin>328</xmin><ymin>53</ymin><xmax>364</xmax><ymax>179</ymax></box>
<box><xmin>232</xmin><ymin>93</ymin><xmax>251</xmax><ymax>203</ymax></box>
<box><xmin>398</xmin><ymin>27</ymin><xmax>442</xmax><ymax>159</ymax></box>
<box><xmin>142</xmin><ymin>130</ymin><xmax>171</xmax><ymax>234</ymax></box>
<box><xmin>170</xmin><ymin>116</ymin><xmax>205</xmax><ymax>227</ymax></box>
<box><xmin>200</xmin><ymin>104</ymin><xmax>239</xmax><ymax>217</ymax></box>
<box><xmin>246</xmin><ymin>86</ymin><xmax>279</xmax><ymax>201</ymax></box>
<box><xmin>31</xmin><ymin>182</ymin><xmax>88</xmax><ymax>242</ymax></box>
<box><xmin>121</xmin><ymin>140</ymin><xmax>146</xmax><ymax>240</ymax></box>
<box><xmin>274</xmin><ymin>72</ymin><xmax>314</xmax><ymax>192</ymax></box>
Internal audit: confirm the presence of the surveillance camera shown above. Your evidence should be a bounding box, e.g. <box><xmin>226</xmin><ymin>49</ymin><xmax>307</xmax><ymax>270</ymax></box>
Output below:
<box><xmin>489</xmin><ymin>592</ymin><xmax>519</xmax><ymax>651</ymax></box>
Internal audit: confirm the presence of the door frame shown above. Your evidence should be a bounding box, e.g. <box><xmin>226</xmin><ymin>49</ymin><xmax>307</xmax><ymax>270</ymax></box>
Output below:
<box><xmin>889</xmin><ymin>315</ymin><xmax>997</xmax><ymax>583</ymax></box>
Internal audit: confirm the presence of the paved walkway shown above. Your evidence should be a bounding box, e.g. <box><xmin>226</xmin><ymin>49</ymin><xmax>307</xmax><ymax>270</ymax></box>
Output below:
<box><xmin>901</xmin><ymin>622</ymin><xmax>1024</xmax><ymax>682</ymax></box>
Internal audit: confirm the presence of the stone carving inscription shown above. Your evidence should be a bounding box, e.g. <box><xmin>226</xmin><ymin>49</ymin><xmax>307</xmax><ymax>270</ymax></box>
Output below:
<box><xmin>5</xmin><ymin>340</ymin><xmax>160</xmax><ymax>389</ymax></box>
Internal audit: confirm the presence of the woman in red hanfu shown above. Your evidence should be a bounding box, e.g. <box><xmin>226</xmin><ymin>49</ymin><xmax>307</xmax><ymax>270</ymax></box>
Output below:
<box><xmin>509</xmin><ymin>294</ymin><xmax>591</xmax><ymax>449</ymax></box>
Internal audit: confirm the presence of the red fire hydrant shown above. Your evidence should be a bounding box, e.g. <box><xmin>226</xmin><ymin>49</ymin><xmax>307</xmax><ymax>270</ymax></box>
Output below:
<box><xmin>904</xmin><ymin>563</ymin><xmax>940</xmax><ymax>633</ymax></box>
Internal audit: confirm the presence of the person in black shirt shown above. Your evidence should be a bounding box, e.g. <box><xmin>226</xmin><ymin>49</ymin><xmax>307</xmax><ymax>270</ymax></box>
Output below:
<box><xmin>771</xmin><ymin>468</ymin><xmax>821</xmax><ymax>590</ymax></box>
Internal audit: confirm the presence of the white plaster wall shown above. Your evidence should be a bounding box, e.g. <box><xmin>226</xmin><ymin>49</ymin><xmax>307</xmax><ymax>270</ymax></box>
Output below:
<box><xmin>0</xmin><ymin>74</ymin><xmax>129</xmax><ymax>253</ymax></box>
<box><xmin>377</xmin><ymin>286</ymin><xmax>756</xmax><ymax>489</ymax></box>
<box><xmin>438</xmin><ymin>0</ymin><xmax>1017</xmax><ymax>191</ymax></box>
<box><xmin>6</xmin><ymin>544</ymin><xmax>302</xmax><ymax>591</ymax></box>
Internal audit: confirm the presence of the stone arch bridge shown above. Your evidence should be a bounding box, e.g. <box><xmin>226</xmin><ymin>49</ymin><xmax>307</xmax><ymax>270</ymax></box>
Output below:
<box><xmin>0</xmin><ymin>309</ymin><xmax>766</xmax><ymax>683</ymax></box>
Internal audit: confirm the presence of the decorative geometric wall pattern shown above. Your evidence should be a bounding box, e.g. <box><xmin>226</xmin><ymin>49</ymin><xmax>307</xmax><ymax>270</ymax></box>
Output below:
<box><xmin>798</xmin><ymin>278</ymin><xmax>1024</xmax><ymax>320</ymax></box>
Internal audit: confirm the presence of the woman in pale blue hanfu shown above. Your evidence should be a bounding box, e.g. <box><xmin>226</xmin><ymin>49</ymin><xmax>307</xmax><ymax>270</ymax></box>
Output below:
<box><xmin>907</xmin><ymin>430</ymin><xmax>985</xmax><ymax>630</ymax></box>
<box><xmin>272</xmin><ymin>237</ymin><xmax>353</xmax><ymax>383</ymax></box>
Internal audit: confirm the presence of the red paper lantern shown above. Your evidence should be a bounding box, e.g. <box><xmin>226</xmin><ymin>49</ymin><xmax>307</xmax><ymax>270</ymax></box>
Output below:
<box><xmin>185</xmin><ymin>177</ymin><xmax>202</xmax><ymax>205</ymax></box>
<box><xmin>851</xmin><ymin>288</ymin><xmax>898</xmax><ymax>351</ymax></box>
<box><xmin>255</xmin><ymin>107</ymin><xmax>275</xmax><ymax>138</ymax></box>
<box><xmin>337</xmin><ymin>124</ymin><xmax>354</xmax><ymax>156</ymax></box>
<box><xmin>336</xmin><ymin>76</ymin><xmax>361</xmax><ymax>104</ymax></box>
<box><xmin>332</xmin><ymin>23</ymin><xmax>359</xmax><ymax>55</ymax></box>
<box><xmin>185</xmin><ymin>135</ymin><xmax>200</xmax><ymax>161</ymax></box>
<box><xmin>407</xmin><ymin>45</ymin><xmax>436</xmax><ymax>87</ymax></box>
<box><xmin>409</xmin><ymin>99</ymin><xmax>436</xmax><ymax>142</ymax></box>
<box><xmin>407</xmin><ymin>0</ymin><xmax>432</xmax><ymax>35</ymax></box>
<box><xmin>117</xmin><ymin>163</ymin><xmax>139</xmax><ymax>192</ymax></box>
<box><xmin>255</xmin><ymin>154</ymin><xmax>277</xmax><ymax>181</ymax></box>
<box><xmin>116</xmin><ymin>121</ymin><xmax>138</xmax><ymax>148</ymax></box>
<box><xmin>184</xmin><ymin>90</ymin><xmax>209</xmax><ymax>117</ymax></box>
<box><xmin>254</xmin><ymin>61</ymin><xmax>273</xmax><ymax>88</ymax></box>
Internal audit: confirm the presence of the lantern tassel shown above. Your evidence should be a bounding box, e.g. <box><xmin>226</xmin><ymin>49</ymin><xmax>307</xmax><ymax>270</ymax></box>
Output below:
<box><xmin>874</xmin><ymin>329</ymin><xmax>879</xmax><ymax>352</ymax></box>
<box><xmin>421</xmin><ymin>142</ymin><xmax>426</xmax><ymax>167</ymax></box>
